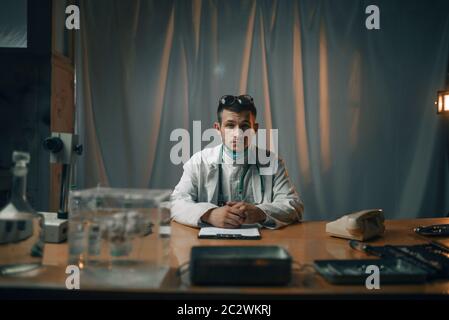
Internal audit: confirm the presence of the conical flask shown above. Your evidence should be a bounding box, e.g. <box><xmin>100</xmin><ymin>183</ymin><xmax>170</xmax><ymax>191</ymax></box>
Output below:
<box><xmin>0</xmin><ymin>151</ymin><xmax>45</xmax><ymax>276</ymax></box>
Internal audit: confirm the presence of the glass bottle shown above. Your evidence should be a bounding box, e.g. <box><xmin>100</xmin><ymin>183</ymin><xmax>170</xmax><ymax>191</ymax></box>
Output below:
<box><xmin>67</xmin><ymin>187</ymin><xmax>87</xmax><ymax>269</ymax></box>
<box><xmin>0</xmin><ymin>151</ymin><xmax>45</xmax><ymax>276</ymax></box>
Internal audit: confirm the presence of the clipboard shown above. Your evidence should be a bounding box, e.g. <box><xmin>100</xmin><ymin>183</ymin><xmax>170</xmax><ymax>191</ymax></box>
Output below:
<box><xmin>198</xmin><ymin>227</ymin><xmax>261</xmax><ymax>240</ymax></box>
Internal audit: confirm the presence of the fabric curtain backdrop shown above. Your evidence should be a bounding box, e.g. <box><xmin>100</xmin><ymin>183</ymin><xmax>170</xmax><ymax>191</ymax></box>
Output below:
<box><xmin>75</xmin><ymin>0</ymin><xmax>449</xmax><ymax>221</ymax></box>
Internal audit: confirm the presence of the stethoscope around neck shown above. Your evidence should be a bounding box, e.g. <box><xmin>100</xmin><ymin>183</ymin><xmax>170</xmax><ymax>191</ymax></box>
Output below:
<box><xmin>217</xmin><ymin>144</ymin><xmax>265</xmax><ymax>207</ymax></box>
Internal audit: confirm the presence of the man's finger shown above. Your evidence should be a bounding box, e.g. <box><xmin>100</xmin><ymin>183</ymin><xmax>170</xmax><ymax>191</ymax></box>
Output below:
<box><xmin>231</xmin><ymin>203</ymin><xmax>248</xmax><ymax>213</ymax></box>
<box><xmin>223</xmin><ymin>222</ymin><xmax>239</xmax><ymax>229</ymax></box>
<box><xmin>227</xmin><ymin>201</ymin><xmax>244</xmax><ymax>207</ymax></box>
<box><xmin>224</xmin><ymin>217</ymin><xmax>241</xmax><ymax>227</ymax></box>
<box><xmin>226</xmin><ymin>212</ymin><xmax>245</xmax><ymax>224</ymax></box>
<box><xmin>228</xmin><ymin>206</ymin><xmax>246</xmax><ymax>217</ymax></box>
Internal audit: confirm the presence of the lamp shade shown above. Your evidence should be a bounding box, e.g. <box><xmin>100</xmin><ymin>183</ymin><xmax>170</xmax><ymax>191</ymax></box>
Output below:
<box><xmin>436</xmin><ymin>90</ymin><xmax>449</xmax><ymax>114</ymax></box>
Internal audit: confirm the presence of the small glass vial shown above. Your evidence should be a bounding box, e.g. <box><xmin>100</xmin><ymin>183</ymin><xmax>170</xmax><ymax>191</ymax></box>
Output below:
<box><xmin>67</xmin><ymin>187</ymin><xmax>87</xmax><ymax>269</ymax></box>
<box><xmin>0</xmin><ymin>151</ymin><xmax>45</xmax><ymax>276</ymax></box>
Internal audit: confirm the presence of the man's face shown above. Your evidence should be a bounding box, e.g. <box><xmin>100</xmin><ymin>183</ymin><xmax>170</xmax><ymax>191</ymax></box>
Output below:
<box><xmin>214</xmin><ymin>109</ymin><xmax>258</xmax><ymax>151</ymax></box>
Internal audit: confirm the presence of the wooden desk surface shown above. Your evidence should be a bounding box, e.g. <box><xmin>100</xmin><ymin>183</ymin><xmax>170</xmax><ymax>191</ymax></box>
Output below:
<box><xmin>1</xmin><ymin>218</ymin><xmax>449</xmax><ymax>298</ymax></box>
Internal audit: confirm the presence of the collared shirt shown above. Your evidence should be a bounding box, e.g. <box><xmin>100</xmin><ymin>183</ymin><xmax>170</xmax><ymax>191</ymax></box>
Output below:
<box><xmin>220</xmin><ymin>147</ymin><xmax>251</xmax><ymax>203</ymax></box>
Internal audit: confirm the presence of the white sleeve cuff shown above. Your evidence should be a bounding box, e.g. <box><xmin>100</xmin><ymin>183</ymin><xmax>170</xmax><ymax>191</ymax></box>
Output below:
<box><xmin>256</xmin><ymin>205</ymin><xmax>277</xmax><ymax>229</ymax></box>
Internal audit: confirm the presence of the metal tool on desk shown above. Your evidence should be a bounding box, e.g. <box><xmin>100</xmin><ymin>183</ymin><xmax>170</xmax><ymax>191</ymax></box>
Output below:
<box><xmin>42</xmin><ymin>132</ymin><xmax>83</xmax><ymax>243</ymax></box>
<box><xmin>414</xmin><ymin>224</ymin><xmax>449</xmax><ymax>237</ymax></box>
<box><xmin>348</xmin><ymin>239</ymin><xmax>449</xmax><ymax>280</ymax></box>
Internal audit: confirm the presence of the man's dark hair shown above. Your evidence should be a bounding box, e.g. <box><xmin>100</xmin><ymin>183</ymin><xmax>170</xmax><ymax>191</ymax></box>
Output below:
<box><xmin>217</xmin><ymin>100</ymin><xmax>257</xmax><ymax>124</ymax></box>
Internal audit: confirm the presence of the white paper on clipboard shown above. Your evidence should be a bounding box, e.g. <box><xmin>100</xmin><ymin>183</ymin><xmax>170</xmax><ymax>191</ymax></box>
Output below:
<box><xmin>198</xmin><ymin>227</ymin><xmax>260</xmax><ymax>239</ymax></box>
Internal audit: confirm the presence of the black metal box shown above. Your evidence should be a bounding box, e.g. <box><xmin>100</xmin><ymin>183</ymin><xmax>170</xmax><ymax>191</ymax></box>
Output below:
<box><xmin>189</xmin><ymin>246</ymin><xmax>292</xmax><ymax>286</ymax></box>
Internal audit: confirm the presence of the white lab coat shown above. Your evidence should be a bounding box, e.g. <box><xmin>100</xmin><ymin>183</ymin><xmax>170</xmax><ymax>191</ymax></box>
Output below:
<box><xmin>171</xmin><ymin>144</ymin><xmax>304</xmax><ymax>229</ymax></box>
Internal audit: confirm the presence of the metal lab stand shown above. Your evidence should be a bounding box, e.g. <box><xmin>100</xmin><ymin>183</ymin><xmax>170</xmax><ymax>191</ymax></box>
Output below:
<box><xmin>43</xmin><ymin>133</ymin><xmax>83</xmax><ymax>219</ymax></box>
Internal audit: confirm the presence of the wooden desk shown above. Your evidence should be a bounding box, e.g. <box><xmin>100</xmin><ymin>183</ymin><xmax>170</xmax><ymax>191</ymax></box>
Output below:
<box><xmin>1</xmin><ymin>218</ymin><xmax>449</xmax><ymax>298</ymax></box>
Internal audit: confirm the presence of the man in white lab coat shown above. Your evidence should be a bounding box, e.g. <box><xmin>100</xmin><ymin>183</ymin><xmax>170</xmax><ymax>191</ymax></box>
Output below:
<box><xmin>171</xmin><ymin>95</ymin><xmax>303</xmax><ymax>229</ymax></box>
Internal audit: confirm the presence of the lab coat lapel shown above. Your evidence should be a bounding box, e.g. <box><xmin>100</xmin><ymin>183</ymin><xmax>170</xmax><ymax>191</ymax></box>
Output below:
<box><xmin>251</xmin><ymin>167</ymin><xmax>263</xmax><ymax>204</ymax></box>
<box><xmin>206</xmin><ymin>164</ymin><xmax>219</xmax><ymax>204</ymax></box>
<box><xmin>204</xmin><ymin>144</ymin><xmax>221</xmax><ymax>204</ymax></box>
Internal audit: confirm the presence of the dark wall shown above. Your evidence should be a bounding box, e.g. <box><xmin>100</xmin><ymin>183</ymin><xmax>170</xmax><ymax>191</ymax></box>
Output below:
<box><xmin>0</xmin><ymin>0</ymin><xmax>52</xmax><ymax>211</ymax></box>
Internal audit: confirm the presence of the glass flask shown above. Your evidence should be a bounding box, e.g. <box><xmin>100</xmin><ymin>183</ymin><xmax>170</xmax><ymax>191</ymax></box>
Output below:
<box><xmin>0</xmin><ymin>151</ymin><xmax>45</xmax><ymax>276</ymax></box>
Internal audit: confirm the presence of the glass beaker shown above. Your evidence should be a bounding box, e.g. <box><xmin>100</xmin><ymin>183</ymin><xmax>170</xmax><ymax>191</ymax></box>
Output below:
<box><xmin>68</xmin><ymin>187</ymin><xmax>172</xmax><ymax>288</ymax></box>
